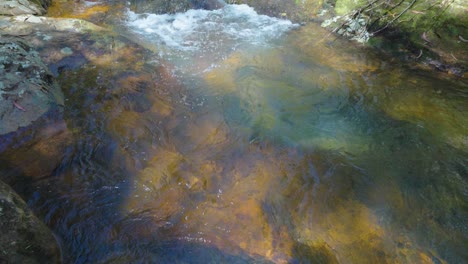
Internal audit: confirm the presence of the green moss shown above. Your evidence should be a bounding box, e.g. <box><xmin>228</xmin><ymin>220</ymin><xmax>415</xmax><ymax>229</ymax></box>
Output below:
<box><xmin>292</xmin><ymin>241</ymin><xmax>339</xmax><ymax>264</ymax></box>
<box><xmin>335</xmin><ymin>0</ymin><xmax>366</xmax><ymax>15</ymax></box>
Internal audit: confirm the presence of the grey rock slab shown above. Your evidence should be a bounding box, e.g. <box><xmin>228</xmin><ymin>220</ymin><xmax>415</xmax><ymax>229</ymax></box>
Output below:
<box><xmin>0</xmin><ymin>0</ymin><xmax>51</xmax><ymax>16</ymax></box>
<box><xmin>0</xmin><ymin>37</ymin><xmax>63</xmax><ymax>135</ymax></box>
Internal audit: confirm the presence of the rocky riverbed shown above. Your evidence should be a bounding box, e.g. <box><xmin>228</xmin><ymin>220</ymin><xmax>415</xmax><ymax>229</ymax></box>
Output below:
<box><xmin>0</xmin><ymin>0</ymin><xmax>466</xmax><ymax>263</ymax></box>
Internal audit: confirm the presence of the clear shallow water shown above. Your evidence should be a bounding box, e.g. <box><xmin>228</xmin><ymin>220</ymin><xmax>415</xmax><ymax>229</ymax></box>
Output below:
<box><xmin>124</xmin><ymin>4</ymin><xmax>298</xmax><ymax>77</ymax></box>
<box><xmin>1</xmin><ymin>3</ymin><xmax>467</xmax><ymax>264</ymax></box>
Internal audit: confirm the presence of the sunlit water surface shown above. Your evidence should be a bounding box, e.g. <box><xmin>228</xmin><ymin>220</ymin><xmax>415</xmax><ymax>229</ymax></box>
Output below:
<box><xmin>2</xmin><ymin>3</ymin><xmax>467</xmax><ymax>264</ymax></box>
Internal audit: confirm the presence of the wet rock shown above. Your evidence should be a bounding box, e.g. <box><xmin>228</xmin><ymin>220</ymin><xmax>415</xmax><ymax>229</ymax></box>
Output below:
<box><xmin>0</xmin><ymin>118</ymin><xmax>74</xmax><ymax>179</ymax></box>
<box><xmin>128</xmin><ymin>0</ymin><xmax>224</xmax><ymax>15</ymax></box>
<box><xmin>122</xmin><ymin>148</ymin><xmax>285</xmax><ymax>260</ymax></box>
<box><xmin>190</xmin><ymin>0</ymin><xmax>225</xmax><ymax>10</ymax></box>
<box><xmin>289</xmin><ymin>23</ymin><xmax>381</xmax><ymax>72</ymax></box>
<box><xmin>233</xmin><ymin>0</ymin><xmax>324</xmax><ymax>22</ymax></box>
<box><xmin>0</xmin><ymin>0</ymin><xmax>51</xmax><ymax>16</ymax></box>
<box><xmin>0</xmin><ymin>38</ymin><xmax>64</xmax><ymax>135</ymax></box>
<box><xmin>425</xmin><ymin>58</ymin><xmax>465</xmax><ymax>77</ymax></box>
<box><xmin>1</xmin><ymin>15</ymin><xmax>106</xmax><ymax>33</ymax></box>
<box><xmin>379</xmin><ymin>83</ymin><xmax>468</xmax><ymax>150</ymax></box>
<box><xmin>322</xmin><ymin>0</ymin><xmax>468</xmax><ymax>72</ymax></box>
<box><xmin>128</xmin><ymin>0</ymin><xmax>190</xmax><ymax>14</ymax></box>
<box><xmin>0</xmin><ymin>180</ymin><xmax>61</xmax><ymax>263</ymax></box>
<box><xmin>291</xmin><ymin>241</ymin><xmax>339</xmax><ymax>264</ymax></box>
<box><xmin>203</xmin><ymin>46</ymin><xmax>373</xmax><ymax>154</ymax></box>
<box><xmin>45</xmin><ymin>1</ymin><xmax>112</xmax><ymax>23</ymax></box>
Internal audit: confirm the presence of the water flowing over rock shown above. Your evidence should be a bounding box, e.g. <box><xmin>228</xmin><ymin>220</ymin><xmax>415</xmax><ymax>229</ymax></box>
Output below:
<box><xmin>230</xmin><ymin>0</ymin><xmax>324</xmax><ymax>21</ymax></box>
<box><xmin>128</xmin><ymin>0</ymin><xmax>225</xmax><ymax>15</ymax></box>
<box><xmin>0</xmin><ymin>38</ymin><xmax>64</xmax><ymax>136</ymax></box>
<box><xmin>0</xmin><ymin>180</ymin><xmax>61</xmax><ymax>263</ymax></box>
<box><xmin>0</xmin><ymin>0</ymin><xmax>51</xmax><ymax>15</ymax></box>
<box><xmin>0</xmin><ymin>0</ymin><xmax>466</xmax><ymax>263</ymax></box>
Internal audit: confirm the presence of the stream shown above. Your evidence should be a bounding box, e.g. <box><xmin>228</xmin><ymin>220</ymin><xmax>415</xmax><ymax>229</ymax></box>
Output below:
<box><xmin>2</xmin><ymin>2</ymin><xmax>468</xmax><ymax>263</ymax></box>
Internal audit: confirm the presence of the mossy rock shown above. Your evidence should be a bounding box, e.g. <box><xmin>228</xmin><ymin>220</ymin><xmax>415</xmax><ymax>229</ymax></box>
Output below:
<box><xmin>292</xmin><ymin>241</ymin><xmax>339</xmax><ymax>264</ymax></box>
<box><xmin>324</xmin><ymin>0</ymin><xmax>467</xmax><ymax>69</ymax></box>
<box><xmin>334</xmin><ymin>0</ymin><xmax>366</xmax><ymax>15</ymax></box>
<box><xmin>380</xmin><ymin>0</ymin><xmax>467</xmax><ymax>66</ymax></box>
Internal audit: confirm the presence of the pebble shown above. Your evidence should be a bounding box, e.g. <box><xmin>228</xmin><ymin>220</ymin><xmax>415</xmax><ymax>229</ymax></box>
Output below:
<box><xmin>60</xmin><ymin>47</ymin><xmax>73</xmax><ymax>55</ymax></box>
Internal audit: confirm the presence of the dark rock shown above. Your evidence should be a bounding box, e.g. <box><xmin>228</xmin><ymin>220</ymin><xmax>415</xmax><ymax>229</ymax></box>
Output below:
<box><xmin>233</xmin><ymin>0</ymin><xmax>324</xmax><ymax>22</ymax></box>
<box><xmin>0</xmin><ymin>116</ymin><xmax>74</xmax><ymax>180</ymax></box>
<box><xmin>0</xmin><ymin>180</ymin><xmax>61</xmax><ymax>264</ymax></box>
<box><xmin>0</xmin><ymin>37</ymin><xmax>64</xmax><ymax>135</ymax></box>
<box><xmin>128</xmin><ymin>0</ymin><xmax>224</xmax><ymax>15</ymax></box>
<box><xmin>190</xmin><ymin>0</ymin><xmax>225</xmax><ymax>10</ymax></box>
<box><xmin>128</xmin><ymin>0</ymin><xmax>192</xmax><ymax>14</ymax></box>
<box><xmin>48</xmin><ymin>53</ymin><xmax>88</xmax><ymax>76</ymax></box>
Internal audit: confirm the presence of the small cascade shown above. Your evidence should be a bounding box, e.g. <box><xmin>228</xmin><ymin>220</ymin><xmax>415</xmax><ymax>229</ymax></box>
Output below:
<box><xmin>125</xmin><ymin>3</ymin><xmax>297</xmax><ymax>69</ymax></box>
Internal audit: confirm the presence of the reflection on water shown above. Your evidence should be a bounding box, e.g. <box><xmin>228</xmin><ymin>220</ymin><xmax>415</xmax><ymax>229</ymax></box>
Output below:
<box><xmin>1</xmin><ymin>3</ymin><xmax>467</xmax><ymax>264</ymax></box>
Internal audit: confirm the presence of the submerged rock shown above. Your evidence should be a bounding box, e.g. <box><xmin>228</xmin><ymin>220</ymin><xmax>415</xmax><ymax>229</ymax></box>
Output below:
<box><xmin>0</xmin><ymin>180</ymin><xmax>61</xmax><ymax>263</ymax></box>
<box><xmin>0</xmin><ymin>38</ymin><xmax>63</xmax><ymax>135</ymax></box>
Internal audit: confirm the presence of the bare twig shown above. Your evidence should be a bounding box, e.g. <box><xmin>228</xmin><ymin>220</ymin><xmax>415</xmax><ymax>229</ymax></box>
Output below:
<box><xmin>421</xmin><ymin>31</ymin><xmax>431</xmax><ymax>43</ymax></box>
<box><xmin>416</xmin><ymin>49</ymin><xmax>423</xmax><ymax>58</ymax></box>
<box><xmin>459</xmin><ymin>35</ymin><xmax>468</xmax><ymax>43</ymax></box>
<box><xmin>370</xmin><ymin>0</ymin><xmax>418</xmax><ymax>35</ymax></box>
<box><xmin>367</xmin><ymin>0</ymin><xmax>405</xmax><ymax>30</ymax></box>
<box><xmin>331</xmin><ymin>0</ymin><xmax>380</xmax><ymax>34</ymax></box>
<box><xmin>450</xmin><ymin>53</ymin><xmax>458</xmax><ymax>61</ymax></box>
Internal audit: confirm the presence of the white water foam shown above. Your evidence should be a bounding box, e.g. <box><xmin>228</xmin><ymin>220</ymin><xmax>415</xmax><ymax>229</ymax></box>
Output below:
<box><xmin>126</xmin><ymin>4</ymin><xmax>297</xmax><ymax>53</ymax></box>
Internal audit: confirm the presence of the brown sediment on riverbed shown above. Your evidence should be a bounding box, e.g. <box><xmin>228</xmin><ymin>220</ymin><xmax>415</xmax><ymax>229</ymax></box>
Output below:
<box><xmin>0</xmin><ymin>0</ymin><xmax>467</xmax><ymax>263</ymax></box>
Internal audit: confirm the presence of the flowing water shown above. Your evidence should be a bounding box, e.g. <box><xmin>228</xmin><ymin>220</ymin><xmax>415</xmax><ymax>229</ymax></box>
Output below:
<box><xmin>1</xmin><ymin>2</ymin><xmax>467</xmax><ymax>263</ymax></box>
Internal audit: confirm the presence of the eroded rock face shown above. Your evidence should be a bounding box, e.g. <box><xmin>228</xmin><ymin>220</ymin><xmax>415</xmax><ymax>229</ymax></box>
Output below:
<box><xmin>0</xmin><ymin>0</ymin><xmax>51</xmax><ymax>16</ymax></box>
<box><xmin>0</xmin><ymin>38</ymin><xmax>63</xmax><ymax>135</ymax></box>
<box><xmin>0</xmin><ymin>180</ymin><xmax>61</xmax><ymax>264</ymax></box>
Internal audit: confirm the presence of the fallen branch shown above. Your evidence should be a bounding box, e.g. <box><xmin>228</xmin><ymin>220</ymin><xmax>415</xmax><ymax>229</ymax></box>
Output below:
<box><xmin>370</xmin><ymin>0</ymin><xmax>418</xmax><ymax>35</ymax></box>
<box><xmin>458</xmin><ymin>35</ymin><xmax>468</xmax><ymax>43</ymax></box>
<box><xmin>416</xmin><ymin>49</ymin><xmax>423</xmax><ymax>58</ymax></box>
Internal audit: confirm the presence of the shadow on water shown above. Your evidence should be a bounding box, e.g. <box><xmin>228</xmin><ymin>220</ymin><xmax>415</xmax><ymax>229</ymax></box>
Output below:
<box><xmin>0</xmin><ymin>30</ymin><xmax>276</xmax><ymax>263</ymax></box>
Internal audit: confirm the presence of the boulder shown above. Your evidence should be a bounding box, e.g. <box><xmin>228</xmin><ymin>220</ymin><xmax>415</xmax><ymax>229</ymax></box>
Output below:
<box><xmin>128</xmin><ymin>0</ymin><xmax>225</xmax><ymax>14</ymax></box>
<box><xmin>190</xmin><ymin>0</ymin><xmax>225</xmax><ymax>10</ymax></box>
<box><xmin>0</xmin><ymin>0</ymin><xmax>51</xmax><ymax>16</ymax></box>
<box><xmin>0</xmin><ymin>37</ymin><xmax>64</xmax><ymax>136</ymax></box>
<box><xmin>232</xmin><ymin>0</ymin><xmax>324</xmax><ymax>22</ymax></box>
<box><xmin>129</xmin><ymin>0</ymin><xmax>190</xmax><ymax>14</ymax></box>
<box><xmin>0</xmin><ymin>180</ymin><xmax>61</xmax><ymax>263</ymax></box>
